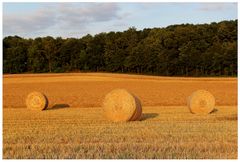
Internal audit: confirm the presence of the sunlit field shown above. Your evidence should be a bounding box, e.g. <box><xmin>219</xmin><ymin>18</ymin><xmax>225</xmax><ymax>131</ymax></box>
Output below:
<box><xmin>3</xmin><ymin>73</ymin><xmax>237</xmax><ymax>159</ymax></box>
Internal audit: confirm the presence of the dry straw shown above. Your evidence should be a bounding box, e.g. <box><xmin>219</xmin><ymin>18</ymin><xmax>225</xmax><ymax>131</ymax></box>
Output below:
<box><xmin>103</xmin><ymin>89</ymin><xmax>142</xmax><ymax>122</ymax></box>
<box><xmin>26</xmin><ymin>91</ymin><xmax>48</xmax><ymax>111</ymax></box>
<box><xmin>187</xmin><ymin>89</ymin><xmax>215</xmax><ymax>114</ymax></box>
<box><xmin>129</xmin><ymin>95</ymin><xmax>142</xmax><ymax>121</ymax></box>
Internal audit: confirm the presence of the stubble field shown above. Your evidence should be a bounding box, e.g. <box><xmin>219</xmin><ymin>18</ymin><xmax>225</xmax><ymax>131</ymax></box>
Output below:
<box><xmin>3</xmin><ymin>73</ymin><xmax>238</xmax><ymax>159</ymax></box>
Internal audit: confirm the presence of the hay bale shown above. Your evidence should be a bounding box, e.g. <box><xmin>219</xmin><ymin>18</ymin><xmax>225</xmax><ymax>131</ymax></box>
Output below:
<box><xmin>26</xmin><ymin>91</ymin><xmax>48</xmax><ymax>111</ymax></box>
<box><xmin>187</xmin><ymin>90</ymin><xmax>215</xmax><ymax>114</ymax></box>
<box><xmin>129</xmin><ymin>95</ymin><xmax>142</xmax><ymax>121</ymax></box>
<box><xmin>103</xmin><ymin>89</ymin><xmax>142</xmax><ymax>122</ymax></box>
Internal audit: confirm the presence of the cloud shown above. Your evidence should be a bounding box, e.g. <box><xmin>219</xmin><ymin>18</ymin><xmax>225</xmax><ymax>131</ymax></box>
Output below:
<box><xmin>198</xmin><ymin>3</ymin><xmax>236</xmax><ymax>12</ymax></box>
<box><xmin>58</xmin><ymin>3</ymin><xmax>120</xmax><ymax>29</ymax></box>
<box><xmin>3</xmin><ymin>3</ymin><xmax>120</xmax><ymax>37</ymax></box>
<box><xmin>3</xmin><ymin>7</ymin><xmax>57</xmax><ymax>35</ymax></box>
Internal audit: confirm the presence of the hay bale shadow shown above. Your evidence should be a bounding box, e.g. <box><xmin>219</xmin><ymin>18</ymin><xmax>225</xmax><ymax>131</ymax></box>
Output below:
<box><xmin>141</xmin><ymin>113</ymin><xmax>159</xmax><ymax>121</ymax></box>
<box><xmin>46</xmin><ymin>104</ymin><xmax>70</xmax><ymax>111</ymax></box>
<box><xmin>210</xmin><ymin>108</ymin><xmax>218</xmax><ymax>114</ymax></box>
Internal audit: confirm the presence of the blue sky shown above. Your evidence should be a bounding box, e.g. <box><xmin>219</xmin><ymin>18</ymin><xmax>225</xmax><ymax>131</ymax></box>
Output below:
<box><xmin>3</xmin><ymin>2</ymin><xmax>238</xmax><ymax>38</ymax></box>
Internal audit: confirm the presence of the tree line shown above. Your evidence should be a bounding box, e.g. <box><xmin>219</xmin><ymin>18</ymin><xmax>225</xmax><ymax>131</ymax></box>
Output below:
<box><xmin>3</xmin><ymin>20</ymin><xmax>237</xmax><ymax>76</ymax></box>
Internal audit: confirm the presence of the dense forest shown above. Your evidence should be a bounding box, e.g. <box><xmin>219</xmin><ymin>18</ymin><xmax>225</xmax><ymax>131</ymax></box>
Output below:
<box><xmin>3</xmin><ymin>20</ymin><xmax>237</xmax><ymax>76</ymax></box>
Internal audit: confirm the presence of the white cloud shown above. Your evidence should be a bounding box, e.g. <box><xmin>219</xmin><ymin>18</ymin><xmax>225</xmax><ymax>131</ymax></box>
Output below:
<box><xmin>58</xmin><ymin>3</ymin><xmax>120</xmax><ymax>28</ymax></box>
<box><xmin>3</xmin><ymin>7</ymin><xmax>57</xmax><ymax>35</ymax></box>
<box><xmin>3</xmin><ymin>3</ymin><xmax>121</xmax><ymax>37</ymax></box>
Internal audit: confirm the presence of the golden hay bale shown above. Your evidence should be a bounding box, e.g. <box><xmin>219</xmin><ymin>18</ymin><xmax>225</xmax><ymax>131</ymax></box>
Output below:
<box><xmin>187</xmin><ymin>89</ymin><xmax>215</xmax><ymax>114</ymax></box>
<box><xmin>103</xmin><ymin>89</ymin><xmax>142</xmax><ymax>122</ymax></box>
<box><xmin>129</xmin><ymin>95</ymin><xmax>142</xmax><ymax>121</ymax></box>
<box><xmin>26</xmin><ymin>91</ymin><xmax>48</xmax><ymax>111</ymax></box>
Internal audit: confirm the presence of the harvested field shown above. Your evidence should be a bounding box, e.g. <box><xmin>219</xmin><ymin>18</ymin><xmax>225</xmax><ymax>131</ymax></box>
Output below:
<box><xmin>3</xmin><ymin>73</ymin><xmax>238</xmax><ymax>159</ymax></box>
<box><xmin>3</xmin><ymin>73</ymin><xmax>237</xmax><ymax>108</ymax></box>
<box><xmin>3</xmin><ymin>106</ymin><xmax>237</xmax><ymax>159</ymax></box>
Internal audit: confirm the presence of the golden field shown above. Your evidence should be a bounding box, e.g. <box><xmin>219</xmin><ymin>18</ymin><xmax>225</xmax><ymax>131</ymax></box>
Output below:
<box><xmin>3</xmin><ymin>73</ymin><xmax>238</xmax><ymax>159</ymax></box>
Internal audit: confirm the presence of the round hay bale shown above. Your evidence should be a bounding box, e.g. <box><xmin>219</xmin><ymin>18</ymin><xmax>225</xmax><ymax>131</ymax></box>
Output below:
<box><xmin>26</xmin><ymin>91</ymin><xmax>48</xmax><ymax>111</ymax></box>
<box><xmin>103</xmin><ymin>89</ymin><xmax>141</xmax><ymax>122</ymax></box>
<box><xmin>129</xmin><ymin>95</ymin><xmax>142</xmax><ymax>121</ymax></box>
<box><xmin>187</xmin><ymin>90</ymin><xmax>215</xmax><ymax>114</ymax></box>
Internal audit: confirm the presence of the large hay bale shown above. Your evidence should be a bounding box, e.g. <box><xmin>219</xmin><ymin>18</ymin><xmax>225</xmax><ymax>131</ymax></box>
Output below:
<box><xmin>26</xmin><ymin>91</ymin><xmax>48</xmax><ymax>111</ymax></box>
<box><xmin>103</xmin><ymin>89</ymin><xmax>142</xmax><ymax>122</ymax></box>
<box><xmin>187</xmin><ymin>89</ymin><xmax>215</xmax><ymax>114</ymax></box>
<box><xmin>129</xmin><ymin>95</ymin><xmax>142</xmax><ymax>121</ymax></box>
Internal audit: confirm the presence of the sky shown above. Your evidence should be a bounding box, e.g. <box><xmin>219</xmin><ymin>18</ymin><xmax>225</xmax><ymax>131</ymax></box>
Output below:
<box><xmin>3</xmin><ymin>2</ymin><xmax>238</xmax><ymax>38</ymax></box>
